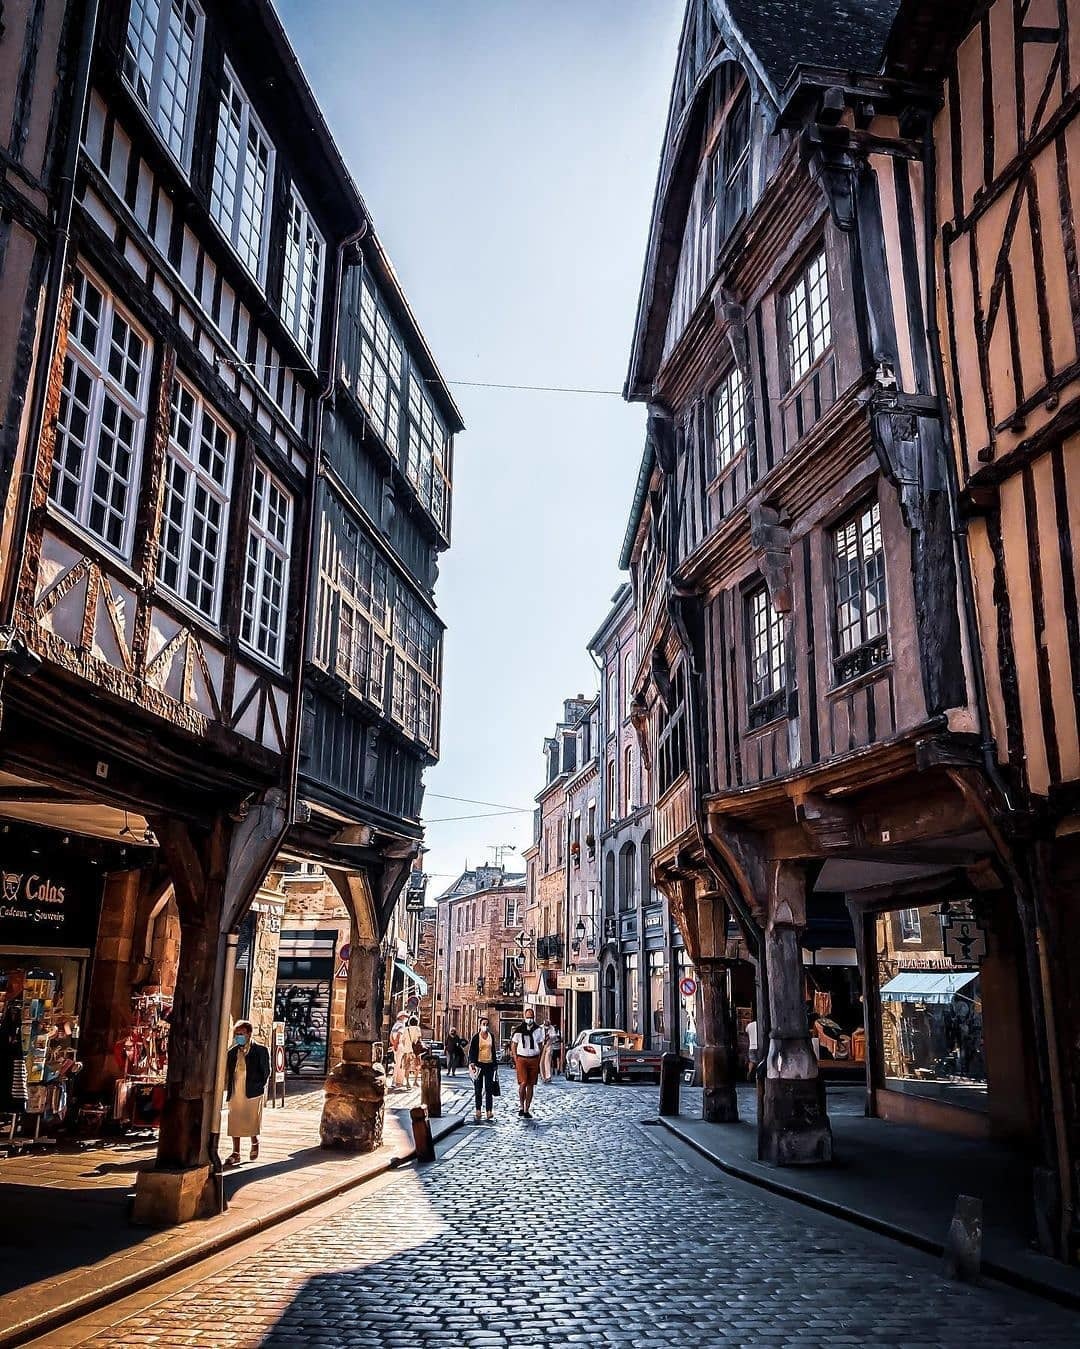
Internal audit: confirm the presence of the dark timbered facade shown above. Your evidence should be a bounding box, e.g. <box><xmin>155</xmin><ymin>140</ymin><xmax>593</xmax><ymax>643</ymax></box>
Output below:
<box><xmin>623</xmin><ymin>0</ymin><xmax>1056</xmax><ymax>1240</ymax></box>
<box><xmin>0</xmin><ymin>0</ymin><xmax>457</xmax><ymax>1221</ymax></box>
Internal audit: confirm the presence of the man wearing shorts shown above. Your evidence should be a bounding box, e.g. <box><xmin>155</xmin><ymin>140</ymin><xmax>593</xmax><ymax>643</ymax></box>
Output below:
<box><xmin>511</xmin><ymin>1008</ymin><xmax>544</xmax><ymax>1118</ymax></box>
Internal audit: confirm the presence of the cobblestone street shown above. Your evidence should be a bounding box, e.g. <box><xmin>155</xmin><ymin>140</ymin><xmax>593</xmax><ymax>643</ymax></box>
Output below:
<box><xmin>40</xmin><ymin>1081</ymin><xmax>1080</xmax><ymax>1348</ymax></box>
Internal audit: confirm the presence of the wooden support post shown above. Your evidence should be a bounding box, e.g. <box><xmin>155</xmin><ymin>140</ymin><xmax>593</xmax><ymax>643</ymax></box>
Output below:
<box><xmin>410</xmin><ymin>1106</ymin><xmax>435</xmax><ymax>1163</ymax></box>
<box><xmin>697</xmin><ymin>958</ymin><xmax>739</xmax><ymax>1123</ymax></box>
<box><xmin>760</xmin><ymin>862</ymin><xmax>832</xmax><ymax>1165</ymax></box>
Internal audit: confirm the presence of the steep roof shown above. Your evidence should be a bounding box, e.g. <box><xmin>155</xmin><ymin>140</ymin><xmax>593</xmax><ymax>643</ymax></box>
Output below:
<box><xmin>723</xmin><ymin>0</ymin><xmax>901</xmax><ymax>104</ymax></box>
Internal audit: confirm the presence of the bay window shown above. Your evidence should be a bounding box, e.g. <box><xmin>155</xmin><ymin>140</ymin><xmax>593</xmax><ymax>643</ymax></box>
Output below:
<box><xmin>406</xmin><ymin>375</ymin><xmax>451</xmax><ymax>531</ymax></box>
<box><xmin>350</xmin><ymin>273</ymin><xmax>403</xmax><ymax>453</ymax></box>
<box><xmin>50</xmin><ymin>269</ymin><xmax>151</xmax><ymax>560</ymax></box>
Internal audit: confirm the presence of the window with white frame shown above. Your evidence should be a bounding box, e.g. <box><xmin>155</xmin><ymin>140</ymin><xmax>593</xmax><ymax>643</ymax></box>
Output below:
<box><xmin>784</xmin><ymin>249</ymin><xmax>831</xmax><ymax>386</ymax></box>
<box><xmin>623</xmin><ymin>649</ymin><xmax>634</xmax><ymax>718</ymax></box>
<box><xmin>504</xmin><ymin>895</ymin><xmax>519</xmax><ymax>927</ymax></box>
<box><xmin>834</xmin><ymin>500</ymin><xmax>888</xmax><ymax>665</ymax></box>
<box><xmin>898</xmin><ymin>908</ymin><xmax>922</xmax><ymax>942</ymax></box>
<box><xmin>123</xmin><ymin>0</ymin><xmax>203</xmax><ymax>167</ymax></box>
<box><xmin>708</xmin><ymin>364</ymin><xmax>748</xmax><ymax>477</ymax></box>
<box><xmin>327</xmin><ymin>509</ymin><xmax>390</xmax><ymax>708</ymax></box>
<box><xmin>280</xmin><ymin>186</ymin><xmax>324</xmax><ymax>361</ymax></box>
<box><xmin>406</xmin><ymin>375</ymin><xmax>451</xmax><ymax>531</ymax></box>
<box><xmin>210</xmin><ymin>64</ymin><xmax>274</xmax><ymax>283</ymax></box>
<box><xmin>50</xmin><ymin>269</ymin><xmax>151</xmax><ymax>559</ymax></box>
<box><xmin>241</xmin><ymin>464</ymin><xmax>292</xmax><ymax>666</ymax></box>
<box><xmin>348</xmin><ymin>273</ymin><xmax>403</xmax><ymax>454</ymax></box>
<box><xmin>746</xmin><ymin>584</ymin><xmax>786</xmax><ymax>716</ymax></box>
<box><xmin>157</xmin><ymin>378</ymin><xmax>234</xmax><ymax>619</ymax></box>
<box><xmin>625</xmin><ymin>745</ymin><xmax>636</xmax><ymax>811</ymax></box>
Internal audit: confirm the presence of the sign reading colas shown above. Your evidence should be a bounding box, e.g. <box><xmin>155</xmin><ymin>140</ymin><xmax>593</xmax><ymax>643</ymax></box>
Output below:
<box><xmin>0</xmin><ymin>856</ymin><xmax>103</xmax><ymax>950</ymax></box>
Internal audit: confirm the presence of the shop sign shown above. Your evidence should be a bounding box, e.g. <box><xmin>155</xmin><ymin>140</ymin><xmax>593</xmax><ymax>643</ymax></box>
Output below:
<box><xmin>644</xmin><ymin>910</ymin><xmax>664</xmax><ymax>930</ymax></box>
<box><xmin>0</xmin><ymin>857</ymin><xmax>102</xmax><ymax>950</ymax></box>
<box><xmin>556</xmin><ymin>971</ymin><xmax>597</xmax><ymax>992</ymax></box>
<box><xmin>942</xmin><ymin>919</ymin><xmax>987</xmax><ymax>964</ymax></box>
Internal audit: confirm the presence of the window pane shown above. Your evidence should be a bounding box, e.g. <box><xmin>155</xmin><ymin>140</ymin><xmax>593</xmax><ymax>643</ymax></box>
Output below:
<box><xmin>786</xmin><ymin>249</ymin><xmax>831</xmax><ymax>386</ymax></box>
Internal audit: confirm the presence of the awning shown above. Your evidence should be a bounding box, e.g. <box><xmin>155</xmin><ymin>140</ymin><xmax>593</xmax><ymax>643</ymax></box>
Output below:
<box><xmin>394</xmin><ymin>960</ymin><xmax>428</xmax><ymax>996</ymax></box>
<box><xmin>879</xmin><ymin>970</ymin><xmax>979</xmax><ymax>1004</ymax></box>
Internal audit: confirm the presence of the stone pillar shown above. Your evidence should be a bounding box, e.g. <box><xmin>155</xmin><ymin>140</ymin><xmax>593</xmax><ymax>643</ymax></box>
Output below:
<box><xmin>697</xmin><ymin>958</ymin><xmax>739</xmax><ymax>1123</ymax></box>
<box><xmin>320</xmin><ymin>939</ymin><xmax>385</xmax><ymax>1151</ymax></box>
<box><xmin>760</xmin><ymin>861</ymin><xmax>832</xmax><ymax>1165</ymax></box>
<box><xmin>81</xmin><ymin>868</ymin><xmax>143</xmax><ymax>1094</ymax></box>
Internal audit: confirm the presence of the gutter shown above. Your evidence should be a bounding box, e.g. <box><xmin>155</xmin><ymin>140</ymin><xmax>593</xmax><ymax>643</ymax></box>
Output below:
<box><xmin>1</xmin><ymin>0</ymin><xmax>100</xmax><ymax>629</ymax></box>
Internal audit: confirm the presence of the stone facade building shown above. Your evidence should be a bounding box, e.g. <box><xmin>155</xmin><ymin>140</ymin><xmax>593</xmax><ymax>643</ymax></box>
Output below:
<box><xmin>433</xmin><ymin>866</ymin><xmax>525</xmax><ymax>1047</ymax></box>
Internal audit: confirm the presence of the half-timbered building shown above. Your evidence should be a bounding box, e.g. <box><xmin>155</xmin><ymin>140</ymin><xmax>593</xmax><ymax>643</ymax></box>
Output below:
<box><xmin>882</xmin><ymin>0</ymin><xmax>1080</xmax><ymax>1266</ymax></box>
<box><xmin>622</xmin><ymin>0</ymin><xmax>1058</xmax><ymax>1249</ymax></box>
<box><xmin>0</xmin><ymin>0</ymin><xmax>458</xmax><ymax>1223</ymax></box>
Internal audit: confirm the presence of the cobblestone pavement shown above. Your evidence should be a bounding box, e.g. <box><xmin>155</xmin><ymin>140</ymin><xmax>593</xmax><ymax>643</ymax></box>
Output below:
<box><xmin>61</xmin><ymin>1080</ymin><xmax>1078</xmax><ymax>1348</ymax></box>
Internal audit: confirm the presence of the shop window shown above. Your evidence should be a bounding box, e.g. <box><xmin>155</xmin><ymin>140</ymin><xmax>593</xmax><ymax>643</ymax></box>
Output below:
<box><xmin>624</xmin><ymin>952</ymin><xmax>641</xmax><ymax>1034</ymax></box>
<box><xmin>784</xmin><ymin>248</ymin><xmax>831</xmax><ymax>387</ymax></box>
<box><xmin>241</xmin><ymin>463</ymin><xmax>292</xmax><ymax>668</ymax></box>
<box><xmin>158</xmin><ymin>377</ymin><xmax>234</xmax><ymax>620</ymax></box>
<box><xmin>874</xmin><ymin>900</ymin><xmax>987</xmax><ymax>1112</ymax></box>
<box><xmin>123</xmin><ymin>0</ymin><xmax>203</xmax><ymax>169</ymax></box>
<box><xmin>746</xmin><ymin>584</ymin><xmax>786</xmax><ymax>726</ymax></box>
<box><xmin>50</xmin><ymin>269</ymin><xmax>151</xmax><ymax>560</ymax></box>
<box><xmin>648</xmin><ymin>950</ymin><xmax>666</xmax><ymax>1044</ymax></box>
<box><xmin>210</xmin><ymin>63</ymin><xmax>274</xmax><ymax>284</ymax></box>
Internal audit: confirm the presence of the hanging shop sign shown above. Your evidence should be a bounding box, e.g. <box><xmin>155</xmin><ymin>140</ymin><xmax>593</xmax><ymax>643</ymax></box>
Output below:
<box><xmin>940</xmin><ymin>910</ymin><xmax>987</xmax><ymax>964</ymax></box>
<box><xmin>0</xmin><ymin>855</ymin><xmax>102</xmax><ymax>950</ymax></box>
<box><xmin>556</xmin><ymin>971</ymin><xmax>598</xmax><ymax>992</ymax></box>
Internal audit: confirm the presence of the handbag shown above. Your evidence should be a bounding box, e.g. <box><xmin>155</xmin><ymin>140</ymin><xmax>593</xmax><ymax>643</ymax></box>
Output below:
<box><xmin>491</xmin><ymin>1070</ymin><xmax>501</xmax><ymax>1098</ymax></box>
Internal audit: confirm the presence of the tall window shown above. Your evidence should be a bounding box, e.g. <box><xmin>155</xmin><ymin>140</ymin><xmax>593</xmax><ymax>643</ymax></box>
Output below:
<box><xmin>50</xmin><ymin>269</ymin><xmax>151</xmax><ymax>560</ymax></box>
<box><xmin>899</xmin><ymin>908</ymin><xmax>922</xmax><ymax>943</ymax></box>
<box><xmin>390</xmin><ymin>587</ymin><xmax>441</xmax><ymax>749</ymax></box>
<box><xmin>785</xmin><ymin>249</ymin><xmax>831</xmax><ymax>386</ymax></box>
<box><xmin>241</xmin><ymin>464</ymin><xmax>291</xmax><ymax>666</ymax></box>
<box><xmin>623</xmin><ymin>649</ymin><xmax>635</xmax><ymax>718</ymax></box>
<box><xmin>625</xmin><ymin>745</ymin><xmax>636</xmax><ymax>811</ymax></box>
<box><xmin>606</xmin><ymin>758</ymin><xmax>616</xmax><ymax>822</ymax></box>
<box><xmin>324</xmin><ymin>506</ymin><xmax>390</xmax><ymax>709</ymax></box>
<box><xmin>834</xmin><ymin>500</ymin><xmax>888</xmax><ymax>677</ymax></box>
<box><xmin>280</xmin><ymin>187</ymin><xmax>324</xmax><ymax>362</ymax></box>
<box><xmin>210</xmin><ymin>64</ymin><xmax>274</xmax><ymax>283</ymax></box>
<box><xmin>504</xmin><ymin>895</ymin><xmax>519</xmax><ymax>927</ymax></box>
<box><xmin>708</xmin><ymin>364</ymin><xmax>748</xmax><ymax>477</ymax></box>
<box><xmin>746</xmin><ymin>585</ymin><xmax>786</xmax><ymax>722</ymax></box>
<box><xmin>706</xmin><ymin>83</ymin><xmax>751</xmax><ymax>242</ymax></box>
<box><xmin>656</xmin><ymin>665</ymin><xmax>688</xmax><ymax>797</ymax></box>
<box><xmin>158</xmin><ymin>379</ymin><xmax>233</xmax><ymax>619</ymax></box>
<box><xmin>123</xmin><ymin>0</ymin><xmax>203</xmax><ymax>167</ymax></box>
<box><xmin>406</xmin><ymin>375</ymin><xmax>451</xmax><ymax>531</ymax></box>
<box><xmin>348</xmin><ymin>273</ymin><xmax>403</xmax><ymax>454</ymax></box>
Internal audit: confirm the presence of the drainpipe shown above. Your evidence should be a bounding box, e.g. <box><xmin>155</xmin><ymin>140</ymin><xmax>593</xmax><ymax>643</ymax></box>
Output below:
<box><xmin>922</xmin><ymin>109</ymin><xmax>1072</xmax><ymax>1255</ymax></box>
<box><xmin>1</xmin><ymin>0</ymin><xmax>100</xmax><ymax>627</ymax></box>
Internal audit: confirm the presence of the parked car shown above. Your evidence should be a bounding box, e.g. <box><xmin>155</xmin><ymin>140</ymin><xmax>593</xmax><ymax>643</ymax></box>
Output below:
<box><xmin>565</xmin><ymin>1029</ymin><xmax>638</xmax><ymax>1082</ymax></box>
<box><xmin>598</xmin><ymin>1036</ymin><xmax>670</xmax><ymax>1084</ymax></box>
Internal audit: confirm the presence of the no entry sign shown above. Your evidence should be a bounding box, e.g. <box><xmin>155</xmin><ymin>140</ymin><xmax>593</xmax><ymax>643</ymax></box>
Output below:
<box><xmin>679</xmin><ymin>976</ymin><xmax>698</xmax><ymax>998</ymax></box>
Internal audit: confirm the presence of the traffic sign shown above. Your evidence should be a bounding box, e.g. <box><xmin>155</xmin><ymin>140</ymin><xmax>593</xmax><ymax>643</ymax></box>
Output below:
<box><xmin>679</xmin><ymin>976</ymin><xmax>698</xmax><ymax>998</ymax></box>
<box><xmin>513</xmin><ymin>931</ymin><xmax>530</xmax><ymax>950</ymax></box>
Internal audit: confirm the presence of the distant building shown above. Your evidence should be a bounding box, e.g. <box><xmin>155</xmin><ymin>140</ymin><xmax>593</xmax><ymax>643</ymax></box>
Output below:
<box><xmin>433</xmin><ymin>865</ymin><xmax>525</xmax><ymax>1045</ymax></box>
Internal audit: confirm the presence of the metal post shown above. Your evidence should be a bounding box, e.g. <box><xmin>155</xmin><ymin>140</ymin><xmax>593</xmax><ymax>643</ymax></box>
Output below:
<box><xmin>410</xmin><ymin>1106</ymin><xmax>435</xmax><ymax>1163</ymax></box>
<box><xmin>658</xmin><ymin>1051</ymin><xmax>681</xmax><ymax>1118</ymax></box>
<box><xmin>420</xmin><ymin>1054</ymin><xmax>442</xmax><ymax>1118</ymax></box>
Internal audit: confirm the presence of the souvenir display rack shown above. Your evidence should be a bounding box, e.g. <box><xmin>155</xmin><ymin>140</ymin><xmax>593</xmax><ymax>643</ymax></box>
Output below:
<box><xmin>112</xmin><ymin>991</ymin><xmax>171</xmax><ymax>1128</ymax></box>
<box><xmin>0</xmin><ymin>963</ymin><xmax>84</xmax><ymax>1151</ymax></box>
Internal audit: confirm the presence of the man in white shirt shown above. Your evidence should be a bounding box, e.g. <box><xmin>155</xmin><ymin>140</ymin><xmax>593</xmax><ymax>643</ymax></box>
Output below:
<box><xmin>511</xmin><ymin>1008</ymin><xmax>544</xmax><ymax>1118</ymax></box>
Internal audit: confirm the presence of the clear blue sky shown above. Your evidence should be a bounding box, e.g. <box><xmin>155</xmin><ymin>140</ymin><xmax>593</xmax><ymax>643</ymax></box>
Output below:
<box><xmin>276</xmin><ymin>0</ymin><xmax>682</xmax><ymax>891</ymax></box>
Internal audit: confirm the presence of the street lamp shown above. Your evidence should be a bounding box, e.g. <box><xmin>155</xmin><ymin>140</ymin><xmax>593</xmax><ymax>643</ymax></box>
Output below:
<box><xmin>572</xmin><ymin>915</ymin><xmax>598</xmax><ymax>956</ymax></box>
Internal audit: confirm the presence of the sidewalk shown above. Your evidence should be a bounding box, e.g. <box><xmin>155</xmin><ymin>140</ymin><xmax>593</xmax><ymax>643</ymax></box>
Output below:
<box><xmin>0</xmin><ymin>1079</ymin><xmax>469</xmax><ymax>1348</ymax></box>
<box><xmin>666</xmin><ymin>1083</ymin><xmax>1080</xmax><ymax>1308</ymax></box>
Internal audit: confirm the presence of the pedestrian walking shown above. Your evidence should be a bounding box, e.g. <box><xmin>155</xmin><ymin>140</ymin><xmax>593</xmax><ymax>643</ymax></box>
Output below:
<box><xmin>550</xmin><ymin>1023</ymin><xmax>563</xmax><ymax>1076</ymax></box>
<box><xmin>224</xmin><ymin>1020</ymin><xmax>270</xmax><ymax>1166</ymax></box>
<box><xmin>467</xmin><ymin>1016</ymin><xmax>499</xmax><ymax>1122</ymax></box>
<box><xmin>447</xmin><ymin>1028</ymin><xmax>463</xmax><ymax>1077</ymax></box>
<box><xmin>539</xmin><ymin>1016</ymin><xmax>554</xmax><ymax>1083</ymax></box>
<box><xmin>511</xmin><ymin>1008</ymin><xmax>544</xmax><ymax>1118</ymax></box>
<box><xmin>390</xmin><ymin>1012</ymin><xmax>408</xmax><ymax>1089</ymax></box>
<box><xmin>401</xmin><ymin>1015</ymin><xmax>423</xmax><ymax>1088</ymax></box>
<box><xmin>745</xmin><ymin>1017</ymin><xmax>759</xmax><ymax>1081</ymax></box>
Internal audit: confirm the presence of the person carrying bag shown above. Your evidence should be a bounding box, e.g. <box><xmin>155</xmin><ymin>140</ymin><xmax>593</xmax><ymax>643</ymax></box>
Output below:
<box><xmin>468</xmin><ymin>1017</ymin><xmax>500</xmax><ymax>1123</ymax></box>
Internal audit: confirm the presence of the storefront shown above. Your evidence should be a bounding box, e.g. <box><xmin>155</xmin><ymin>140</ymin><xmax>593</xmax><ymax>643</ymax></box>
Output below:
<box><xmin>860</xmin><ymin>894</ymin><xmax>1032</xmax><ymax>1140</ymax></box>
<box><xmin>0</xmin><ymin>843</ymin><xmax>104</xmax><ymax>1137</ymax></box>
<box><xmin>622</xmin><ymin>952</ymin><xmax>641</xmax><ymax>1035</ymax></box>
<box><xmin>275</xmin><ymin>929</ymin><xmax>338</xmax><ymax>1077</ymax></box>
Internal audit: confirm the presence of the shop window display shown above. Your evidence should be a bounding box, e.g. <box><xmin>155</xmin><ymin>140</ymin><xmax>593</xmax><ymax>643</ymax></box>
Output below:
<box><xmin>0</xmin><ymin>957</ymin><xmax>85</xmax><ymax>1137</ymax></box>
<box><xmin>875</xmin><ymin>899</ymin><xmax>987</xmax><ymax>1111</ymax></box>
<box><xmin>112</xmin><ymin>991</ymin><xmax>171</xmax><ymax>1127</ymax></box>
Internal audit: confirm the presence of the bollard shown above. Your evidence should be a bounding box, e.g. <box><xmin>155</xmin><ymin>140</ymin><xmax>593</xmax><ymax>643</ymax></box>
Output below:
<box><xmin>658</xmin><ymin>1051</ymin><xmax>681</xmax><ymax>1118</ymax></box>
<box><xmin>410</xmin><ymin>1106</ymin><xmax>436</xmax><ymax>1164</ymax></box>
<box><xmin>943</xmin><ymin>1194</ymin><xmax>982</xmax><ymax>1282</ymax></box>
<box><xmin>420</xmin><ymin>1054</ymin><xmax>442</xmax><ymax>1118</ymax></box>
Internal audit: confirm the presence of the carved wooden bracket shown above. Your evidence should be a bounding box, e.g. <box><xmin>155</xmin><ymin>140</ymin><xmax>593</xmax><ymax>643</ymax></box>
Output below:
<box><xmin>794</xmin><ymin>792</ymin><xmax>864</xmax><ymax>852</ymax></box>
<box><xmin>749</xmin><ymin>504</ymin><xmax>794</xmax><ymax>614</ymax></box>
<box><xmin>629</xmin><ymin>694</ymin><xmax>652</xmax><ymax>771</ymax></box>
<box><xmin>647</xmin><ymin>402</ymin><xmax>677</xmax><ymax>475</ymax></box>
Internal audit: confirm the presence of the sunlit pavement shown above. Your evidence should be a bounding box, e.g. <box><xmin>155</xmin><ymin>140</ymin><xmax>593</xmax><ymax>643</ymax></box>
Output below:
<box><xmin>40</xmin><ymin>1078</ymin><xmax>1080</xmax><ymax>1348</ymax></box>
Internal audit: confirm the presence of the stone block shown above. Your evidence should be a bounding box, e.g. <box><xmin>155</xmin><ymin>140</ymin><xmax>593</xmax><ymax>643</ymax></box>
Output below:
<box><xmin>320</xmin><ymin>1060</ymin><xmax>386</xmax><ymax>1152</ymax></box>
<box><xmin>131</xmin><ymin>1164</ymin><xmax>214</xmax><ymax>1226</ymax></box>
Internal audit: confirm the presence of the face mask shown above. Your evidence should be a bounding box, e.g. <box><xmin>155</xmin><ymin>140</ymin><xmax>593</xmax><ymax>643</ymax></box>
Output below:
<box><xmin>233</xmin><ymin>1034</ymin><xmax>248</xmax><ymax>1047</ymax></box>
<box><xmin>525</xmin><ymin>1018</ymin><xmax>534</xmax><ymax>1026</ymax></box>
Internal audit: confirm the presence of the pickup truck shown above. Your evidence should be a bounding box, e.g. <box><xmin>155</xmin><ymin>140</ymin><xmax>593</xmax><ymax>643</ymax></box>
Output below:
<box><xmin>598</xmin><ymin>1033</ymin><xmax>667</xmax><ymax>1085</ymax></box>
